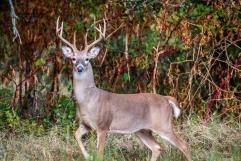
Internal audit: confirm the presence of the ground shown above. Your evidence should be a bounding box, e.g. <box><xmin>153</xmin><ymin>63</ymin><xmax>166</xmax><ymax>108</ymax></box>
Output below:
<box><xmin>0</xmin><ymin>118</ymin><xmax>240</xmax><ymax>161</ymax></box>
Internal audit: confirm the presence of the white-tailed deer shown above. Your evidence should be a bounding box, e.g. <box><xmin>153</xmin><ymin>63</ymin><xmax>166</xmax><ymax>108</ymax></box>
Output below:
<box><xmin>56</xmin><ymin>17</ymin><xmax>192</xmax><ymax>161</ymax></box>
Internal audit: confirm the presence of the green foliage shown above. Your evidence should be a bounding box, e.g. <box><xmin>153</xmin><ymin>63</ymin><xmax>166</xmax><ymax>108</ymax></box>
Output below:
<box><xmin>0</xmin><ymin>87</ymin><xmax>14</xmax><ymax>128</ymax></box>
<box><xmin>190</xmin><ymin>3</ymin><xmax>213</xmax><ymax>17</ymax></box>
<box><xmin>124</xmin><ymin>0</ymin><xmax>161</xmax><ymax>16</ymax></box>
<box><xmin>52</xmin><ymin>96</ymin><xmax>76</xmax><ymax>126</ymax></box>
<box><xmin>69</xmin><ymin>0</ymin><xmax>103</xmax><ymax>18</ymax></box>
<box><xmin>35</xmin><ymin>57</ymin><xmax>45</xmax><ymax>66</ymax></box>
<box><xmin>144</xmin><ymin>29</ymin><xmax>160</xmax><ymax>54</ymax></box>
<box><xmin>0</xmin><ymin>87</ymin><xmax>76</xmax><ymax>135</ymax></box>
<box><xmin>122</xmin><ymin>72</ymin><xmax>129</xmax><ymax>81</ymax></box>
<box><xmin>75</xmin><ymin>20</ymin><xmax>83</xmax><ymax>32</ymax></box>
<box><xmin>106</xmin><ymin>33</ymin><xmax>125</xmax><ymax>53</ymax></box>
<box><xmin>167</xmin><ymin>13</ymin><xmax>180</xmax><ymax>24</ymax></box>
<box><xmin>0</xmin><ymin>106</ymin><xmax>45</xmax><ymax>136</ymax></box>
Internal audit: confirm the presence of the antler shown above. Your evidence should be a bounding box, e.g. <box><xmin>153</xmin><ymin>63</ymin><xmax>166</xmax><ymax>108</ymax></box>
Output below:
<box><xmin>83</xmin><ymin>18</ymin><xmax>106</xmax><ymax>52</ymax></box>
<box><xmin>56</xmin><ymin>17</ymin><xmax>107</xmax><ymax>54</ymax></box>
<box><xmin>56</xmin><ymin>17</ymin><xmax>78</xmax><ymax>54</ymax></box>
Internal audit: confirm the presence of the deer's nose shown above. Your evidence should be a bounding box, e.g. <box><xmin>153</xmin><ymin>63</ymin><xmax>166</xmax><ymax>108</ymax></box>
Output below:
<box><xmin>77</xmin><ymin>66</ymin><xmax>83</xmax><ymax>73</ymax></box>
<box><xmin>76</xmin><ymin>64</ymin><xmax>84</xmax><ymax>73</ymax></box>
<box><xmin>77</xmin><ymin>68</ymin><xmax>83</xmax><ymax>73</ymax></box>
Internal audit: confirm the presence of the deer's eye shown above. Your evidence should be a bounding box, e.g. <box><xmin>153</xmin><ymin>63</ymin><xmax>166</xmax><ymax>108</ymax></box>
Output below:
<box><xmin>72</xmin><ymin>58</ymin><xmax>76</xmax><ymax>61</ymax></box>
<box><xmin>85</xmin><ymin>58</ymin><xmax>89</xmax><ymax>61</ymax></box>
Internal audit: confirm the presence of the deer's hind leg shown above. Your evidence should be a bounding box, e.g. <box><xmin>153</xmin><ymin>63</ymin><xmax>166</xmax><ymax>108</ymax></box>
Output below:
<box><xmin>136</xmin><ymin>130</ymin><xmax>163</xmax><ymax>161</ymax></box>
<box><xmin>153</xmin><ymin>119</ymin><xmax>192</xmax><ymax>161</ymax></box>
<box><xmin>158</xmin><ymin>130</ymin><xmax>192</xmax><ymax>161</ymax></box>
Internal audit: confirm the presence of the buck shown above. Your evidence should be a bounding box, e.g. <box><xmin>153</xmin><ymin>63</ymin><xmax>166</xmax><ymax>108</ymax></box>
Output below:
<box><xmin>56</xmin><ymin>17</ymin><xmax>192</xmax><ymax>161</ymax></box>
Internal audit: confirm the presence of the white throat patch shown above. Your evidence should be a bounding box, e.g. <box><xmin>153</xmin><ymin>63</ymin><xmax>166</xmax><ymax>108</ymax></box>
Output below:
<box><xmin>74</xmin><ymin>70</ymin><xmax>88</xmax><ymax>80</ymax></box>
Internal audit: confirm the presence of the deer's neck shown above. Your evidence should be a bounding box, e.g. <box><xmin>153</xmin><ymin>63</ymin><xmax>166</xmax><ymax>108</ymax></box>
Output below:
<box><xmin>73</xmin><ymin>63</ymin><xmax>97</xmax><ymax>104</ymax></box>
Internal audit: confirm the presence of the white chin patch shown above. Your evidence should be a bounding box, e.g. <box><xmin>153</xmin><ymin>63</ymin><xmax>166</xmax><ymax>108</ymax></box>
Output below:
<box><xmin>74</xmin><ymin>71</ymin><xmax>85</xmax><ymax>80</ymax></box>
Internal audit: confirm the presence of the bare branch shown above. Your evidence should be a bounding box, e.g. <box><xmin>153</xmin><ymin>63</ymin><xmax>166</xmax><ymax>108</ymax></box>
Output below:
<box><xmin>8</xmin><ymin>0</ymin><xmax>22</xmax><ymax>44</ymax></box>
<box><xmin>124</xmin><ymin>32</ymin><xmax>130</xmax><ymax>82</ymax></box>
<box><xmin>106</xmin><ymin>22</ymin><xmax>124</xmax><ymax>39</ymax></box>
<box><xmin>152</xmin><ymin>42</ymin><xmax>162</xmax><ymax>94</ymax></box>
<box><xmin>152</xmin><ymin>43</ymin><xmax>174</xmax><ymax>94</ymax></box>
<box><xmin>99</xmin><ymin>48</ymin><xmax>108</xmax><ymax>67</ymax></box>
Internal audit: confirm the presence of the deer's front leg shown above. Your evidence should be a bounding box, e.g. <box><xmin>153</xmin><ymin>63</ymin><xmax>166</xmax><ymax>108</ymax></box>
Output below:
<box><xmin>96</xmin><ymin>130</ymin><xmax>107</xmax><ymax>160</ymax></box>
<box><xmin>75</xmin><ymin>124</ymin><xmax>90</xmax><ymax>160</ymax></box>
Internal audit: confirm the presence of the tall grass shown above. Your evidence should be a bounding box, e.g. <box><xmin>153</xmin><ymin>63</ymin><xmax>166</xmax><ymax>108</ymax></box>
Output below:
<box><xmin>0</xmin><ymin>118</ymin><xmax>240</xmax><ymax>161</ymax></box>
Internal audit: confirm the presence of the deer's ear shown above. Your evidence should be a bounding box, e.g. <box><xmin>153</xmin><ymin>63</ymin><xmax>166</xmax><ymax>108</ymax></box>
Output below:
<box><xmin>61</xmin><ymin>46</ymin><xmax>73</xmax><ymax>58</ymax></box>
<box><xmin>87</xmin><ymin>47</ymin><xmax>100</xmax><ymax>59</ymax></box>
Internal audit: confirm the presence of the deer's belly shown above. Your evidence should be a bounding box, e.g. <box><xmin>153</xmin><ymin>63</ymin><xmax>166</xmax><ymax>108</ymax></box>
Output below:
<box><xmin>109</xmin><ymin>118</ymin><xmax>146</xmax><ymax>134</ymax></box>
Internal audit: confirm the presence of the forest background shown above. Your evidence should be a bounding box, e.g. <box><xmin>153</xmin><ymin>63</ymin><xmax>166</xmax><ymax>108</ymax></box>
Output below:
<box><xmin>0</xmin><ymin>0</ymin><xmax>240</xmax><ymax>161</ymax></box>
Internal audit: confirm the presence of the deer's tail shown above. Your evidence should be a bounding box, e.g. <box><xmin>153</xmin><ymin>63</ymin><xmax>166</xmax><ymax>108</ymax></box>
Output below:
<box><xmin>165</xmin><ymin>96</ymin><xmax>181</xmax><ymax>119</ymax></box>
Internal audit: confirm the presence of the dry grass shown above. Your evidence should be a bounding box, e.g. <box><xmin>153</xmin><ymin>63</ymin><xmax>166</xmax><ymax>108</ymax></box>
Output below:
<box><xmin>0</xmin><ymin>118</ymin><xmax>240</xmax><ymax>161</ymax></box>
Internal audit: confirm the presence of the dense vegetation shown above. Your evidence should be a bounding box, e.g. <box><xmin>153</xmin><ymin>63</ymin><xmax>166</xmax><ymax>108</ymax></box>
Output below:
<box><xmin>0</xmin><ymin>0</ymin><xmax>240</xmax><ymax>161</ymax></box>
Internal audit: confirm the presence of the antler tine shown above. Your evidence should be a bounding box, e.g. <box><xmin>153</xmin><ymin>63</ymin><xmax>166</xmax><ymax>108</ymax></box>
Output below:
<box><xmin>73</xmin><ymin>31</ymin><xmax>76</xmax><ymax>47</ymax></box>
<box><xmin>103</xmin><ymin>18</ymin><xmax>106</xmax><ymax>37</ymax></box>
<box><xmin>56</xmin><ymin>16</ymin><xmax>60</xmax><ymax>34</ymax></box>
<box><xmin>83</xmin><ymin>18</ymin><xmax>106</xmax><ymax>52</ymax></box>
<box><xmin>56</xmin><ymin>17</ymin><xmax>78</xmax><ymax>53</ymax></box>
<box><xmin>84</xmin><ymin>31</ymin><xmax>88</xmax><ymax>48</ymax></box>
<box><xmin>60</xmin><ymin>21</ymin><xmax>63</xmax><ymax>36</ymax></box>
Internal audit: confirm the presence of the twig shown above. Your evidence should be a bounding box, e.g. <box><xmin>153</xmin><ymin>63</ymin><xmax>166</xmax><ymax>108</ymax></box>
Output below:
<box><xmin>124</xmin><ymin>32</ymin><xmax>130</xmax><ymax>82</ymax></box>
<box><xmin>99</xmin><ymin>48</ymin><xmax>108</xmax><ymax>67</ymax></box>
<box><xmin>210</xmin><ymin>57</ymin><xmax>241</xmax><ymax>72</ymax></box>
<box><xmin>186</xmin><ymin>46</ymin><xmax>224</xmax><ymax>109</ymax></box>
<box><xmin>9</xmin><ymin>55</ymin><xmax>55</xmax><ymax>107</ymax></box>
<box><xmin>106</xmin><ymin>22</ymin><xmax>124</xmax><ymax>40</ymax></box>
<box><xmin>204</xmin><ymin>53</ymin><xmax>241</xmax><ymax>123</ymax></box>
<box><xmin>152</xmin><ymin>42</ymin><xmax>162</xmax><ymax>94</ymax></box>
<box><xmin>8</xmin><ymin>0</ymin><xmax>22</xmax><ymax>44</ymax></box>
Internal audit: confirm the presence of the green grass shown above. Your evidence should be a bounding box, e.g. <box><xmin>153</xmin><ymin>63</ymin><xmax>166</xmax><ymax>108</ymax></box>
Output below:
<box><xmin>0</xmin><ymin>118</ymin><xmax>240</xmax><ymax>161</ymax></box>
